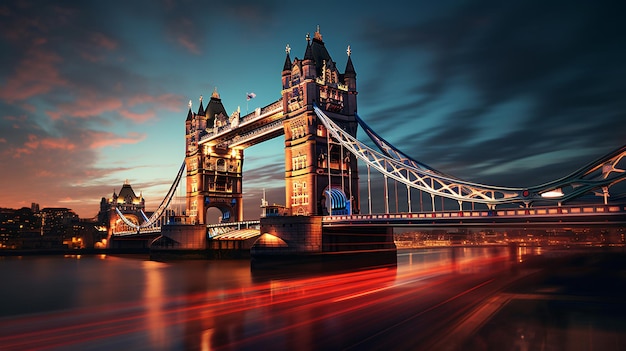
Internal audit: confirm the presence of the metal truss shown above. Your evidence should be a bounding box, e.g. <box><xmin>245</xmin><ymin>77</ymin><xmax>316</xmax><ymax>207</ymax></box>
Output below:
<box><xmin>314</xmin><ymin>105</ymin><xmax>626</xmax><ymax>208</ymax></box>
<box><xmin>114</xmin><ymin>161</ymin><xmax>186</xmax><ymax>234</ymax></box>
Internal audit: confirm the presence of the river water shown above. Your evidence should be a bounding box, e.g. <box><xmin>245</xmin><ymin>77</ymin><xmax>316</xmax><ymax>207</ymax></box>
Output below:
<box><xmin>0</xmin><ymin>247</ymin><xmax>527</xmax><ymax>350</ymax></box>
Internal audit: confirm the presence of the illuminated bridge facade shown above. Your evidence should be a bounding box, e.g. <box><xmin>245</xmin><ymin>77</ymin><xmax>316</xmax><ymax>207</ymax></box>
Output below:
<box><xmin>111</xmin><ymin>28</ymin><xmax>626</xmax><ymax>256</ymax></box>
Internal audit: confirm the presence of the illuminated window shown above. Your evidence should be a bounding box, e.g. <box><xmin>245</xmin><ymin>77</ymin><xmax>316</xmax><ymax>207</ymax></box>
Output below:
<box><xmin>217</xmin><ymin>159</ymin><xmax>226</xmax><ymax>172</ymax></box>
<box><xmin>292</xmin><ymin>154</ymin><xmax>307</xmax><ymax>171</ymax></box>
<box><xmin>317</xmin><ymin>125</ymin><xmax>325</xmax><ymax>137</ymax></box>
<box><xmin>291</xmin><ymin>182</ymin><xmax>300</xmax><ymax>205</ymax></box>
<box><xmin>291</xmin><ymin>67</ymin><xmax>301</xmax><ymax>85</ymax></box>
<box><xmin>302</xmin><ymin>181</ymin><xmax>309</xmax><ymax>205</ymax></box>
<box><xmin>190</xmin><ymin>200</ymin><xmax>198</xmax><ymax>217</ymax></box>
<box><xmin>291</xmin><ymin>181</ymin><xmax>309</xmax><ymax>205</ymax></box>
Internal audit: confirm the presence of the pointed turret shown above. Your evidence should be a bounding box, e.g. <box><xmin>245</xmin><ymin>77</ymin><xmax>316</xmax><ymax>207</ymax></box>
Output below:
<box><xmin>282</xmin><ymin>44</ymin><xmax>292</xmax><ymax>90</ymax></box>
<box><xmin>304</xmin><ymin>39</ymin><xmax>314</xmax><ymax>61</ymax></box>
<box><xmin>309</xmin><ymin>26</ymin><xmax>333</xmax><ymax>76</ymax></box>
<box><xmin>197</xmin><ymin>95</ymin><xmax>205</xmax><ymax>116</ymax></box>
<box><xmin>205</xmin><ymin>88</ymin><xmax>228</xmax><ymax>127</ymax></box>
<box><xmin>344</xmin><ymin>45</ymin><xmax>357</xmax><ymax>96</ymax></box>
<box><xmin>186</xmin><ymin>100</ymin><xmax>193</xmax><ymax>121</ymax></box>
<box><xmin>283</xmin><ymin>44</ymin><xmax>292</xmax><ymax>71</ymax></box>
<box><xmin>303</xmin><ymin>32</ymin><xmax>315</xmax><ymax>79</ymax></box>
<box><xmin>344</xmin><ymin>46</ymin><xmax>356</xmax><ymax>78</ymax></box>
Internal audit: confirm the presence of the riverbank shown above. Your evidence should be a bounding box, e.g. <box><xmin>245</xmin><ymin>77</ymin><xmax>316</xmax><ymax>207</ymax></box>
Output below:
<box><xmin>0</xmin><ymin>248</ymin><xmax>150</xmax><ymax>256</ymax></box>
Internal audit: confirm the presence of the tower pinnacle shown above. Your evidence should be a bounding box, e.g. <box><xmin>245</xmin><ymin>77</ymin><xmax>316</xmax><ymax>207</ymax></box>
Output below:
<box><xmin>314</xmin><ymin>25</ymin><xmax>323</xmax><ymax>41</ymax></box>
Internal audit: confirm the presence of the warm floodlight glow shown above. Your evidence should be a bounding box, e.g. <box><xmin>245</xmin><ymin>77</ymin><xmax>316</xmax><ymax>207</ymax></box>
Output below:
<box><xmin>541</xmin><ymin>188</ymin><xmax>564</xmax><ymax>198</ymax></box>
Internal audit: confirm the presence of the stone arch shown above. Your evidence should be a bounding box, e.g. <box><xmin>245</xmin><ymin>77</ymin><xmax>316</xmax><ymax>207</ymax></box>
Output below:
<box><xmin>205</xmin><ymin>204</ymin><xmax>233</xmax><ymax>224</ymax></box>
<box><xmin>114</xmin><ymin>214</ymin><xmax>140</xmax><ymax>232</ymax></box>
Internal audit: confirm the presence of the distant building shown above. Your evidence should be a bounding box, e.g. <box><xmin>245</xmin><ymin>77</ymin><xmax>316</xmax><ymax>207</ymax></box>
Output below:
<box><xmin>0</xmin><ymin>207</ymin><xmax>41</xmax><ymax>249</ymax></box>
<box><xmin>39</xmin><ymin>207</ymin><xmax>79</xmax><ymax>249</ymax></box>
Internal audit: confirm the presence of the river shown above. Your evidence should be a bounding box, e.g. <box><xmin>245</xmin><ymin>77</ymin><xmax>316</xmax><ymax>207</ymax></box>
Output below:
<box><xmin>0</xmin><ymin>246</ymin><xmax>566</xmax><ymax>350</ymax></box>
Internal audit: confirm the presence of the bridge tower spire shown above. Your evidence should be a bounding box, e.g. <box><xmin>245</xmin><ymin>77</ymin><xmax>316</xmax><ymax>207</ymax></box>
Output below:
<box><xmin>282</xmin><ymin>27</ymin><xmax>360</xmax><ymax>216</ymax></box>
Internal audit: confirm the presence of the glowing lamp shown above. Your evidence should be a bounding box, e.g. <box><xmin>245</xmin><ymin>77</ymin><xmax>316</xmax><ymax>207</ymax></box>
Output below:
<box><xmin>541</xmin><ymin>188</ymin><xmax>563</xmax><ymax>198</ymax></box>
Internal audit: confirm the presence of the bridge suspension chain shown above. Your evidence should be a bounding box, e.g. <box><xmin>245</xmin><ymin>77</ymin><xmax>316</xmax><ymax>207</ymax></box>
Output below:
<box><xmin>314</xmin><ymin>105</ymin><xmax>626</xmax><ymax>207</ymax></box>
<box><xmin>115</xmin><ymin>161</ymin><xmax>186</xmax><ymax>231</ymax></box>
<box><xmin>355</xmin><ymin>112</ymin><xmax>509</xmax><ymax>205</ymax></box>
<box><xmin>357</xmin><ymin>111</ymin><xmax>626</xmax><ymax>205</ymax></box>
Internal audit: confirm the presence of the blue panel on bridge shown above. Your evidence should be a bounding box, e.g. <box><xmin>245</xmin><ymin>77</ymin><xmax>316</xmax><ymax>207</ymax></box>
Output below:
<box><xmin>325</xmin><ymin>188</ymin><xmax>350</xmax><ymax>215</ymax></box>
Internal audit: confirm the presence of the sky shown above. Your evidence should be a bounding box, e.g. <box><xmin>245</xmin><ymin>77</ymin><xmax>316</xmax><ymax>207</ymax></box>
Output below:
<box><xmin>1</xmin><ymin>0</ymin><xmax>625</xmax><ymax>219</ymax></box>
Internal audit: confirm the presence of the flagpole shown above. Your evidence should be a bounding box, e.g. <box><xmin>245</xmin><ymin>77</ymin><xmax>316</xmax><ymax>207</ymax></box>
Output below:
<box><xmin>246</xmin><ymin>92</ymin><xmax>256</xmax><ymax>114</ymax></box>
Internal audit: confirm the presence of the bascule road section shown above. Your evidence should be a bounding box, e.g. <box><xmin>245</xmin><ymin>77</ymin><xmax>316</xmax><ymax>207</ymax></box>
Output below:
<box><xmin>109</xmin><ymin>27</ymin><xmax>626</xmax><ymax>263</ymax></box>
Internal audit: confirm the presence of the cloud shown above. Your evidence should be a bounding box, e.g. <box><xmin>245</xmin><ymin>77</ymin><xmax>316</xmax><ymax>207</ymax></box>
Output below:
<box><xmin>44</xmin><ymin>91</ymin><xmax>184</xmax><ymax>122</ymax></box>
<box><xmin>358</xmin><ymin>0</ymin><xmax>626</xmax><ymax>187</ymax></box>
<box><xmin>87</xmin><ymin>131</ymin><xmax>146</xmax><ymax>149</ymax></box>
<box><xmin>46</xmin><ymin>95</ymin><xmax>124</xmax><ymax>120</ymax></box>
<box><xmin>175</xmin><ymin>31</ymin><xmax>201</xmax><ymax>55</ymax></box>
<box><xmin>0</xmin><ymin>108</ymin><xmax>151</xmax><ymax>216</ymax></box>
<box><xmin>90</xmin><ymin>32</ymin><xmax>117</xmax><ymax>50</ymax></box>
<box><xmin>162</xmin><ymin>8</ymin><xmax>203</xmax><ymax>55</ymax></box>
<box><xmin>119</xmin><ymin>109</ymin><xmax>156</xmax><ymax>123</ymax></box>
<box><xmin>0</xmin><ymin>48</ymin><xmax>68</xmax><ymax>103</ymax></box>
<box><xmin>127</xmin><ymin>93</ymin><xmax>184</xmax><ymax>111</ymax></box>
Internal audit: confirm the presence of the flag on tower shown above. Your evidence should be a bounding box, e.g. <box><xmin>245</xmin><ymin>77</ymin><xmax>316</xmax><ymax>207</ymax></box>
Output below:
<box><xmin>246</xmin><ymin>92</ymin><xmax>256</xmax><ymax>101</ymax></box>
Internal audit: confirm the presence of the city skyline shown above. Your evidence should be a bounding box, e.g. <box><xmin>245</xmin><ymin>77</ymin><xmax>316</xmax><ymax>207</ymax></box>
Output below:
<box><xmin>1</xmin><ymin>0</ymin><xmax>625</xmax><ymax>218</ymax></box>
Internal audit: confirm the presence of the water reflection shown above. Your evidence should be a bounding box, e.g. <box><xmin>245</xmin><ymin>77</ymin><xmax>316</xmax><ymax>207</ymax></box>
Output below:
<box><xmin>0</xmin><ymin>247</ymin><xmax>524</xmax><ymax>350</ymax></box>
<box><xmin>143</xmin><ymin>260</ymin><xmax>168</xmax><ymax>348</ymax></box>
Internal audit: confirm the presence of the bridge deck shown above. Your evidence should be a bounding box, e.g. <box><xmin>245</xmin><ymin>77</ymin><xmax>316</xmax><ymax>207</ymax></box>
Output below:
<box><xmin>199</xmin><ymin>99</ymin><xmax>284</xmax><ymax>148</ymax></box>
<box><xmin>323</xmin><ymin>204</ymin><xmax>626</xmax><ymax>227</ymax></box>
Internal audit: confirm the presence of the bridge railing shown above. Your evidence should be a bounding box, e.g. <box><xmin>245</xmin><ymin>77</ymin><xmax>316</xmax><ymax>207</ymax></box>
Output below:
<box><xmin>228</xmin><ymin>119</ymin><xmax>284</xmax><ymax>147</ymax></box>
<box><xmin>322</xmin><ymin>204</ymin><xmax>626</xmax><ymax>223</ymax></box>
<box><xmin>114</xmin><ymin>227</ymin><xmax>163</xmax><ymax>236</ymax></box>
<box><xmin>207</xmin><ymin>220</ymin><xmax>260</xmax><ymax>238</ymax></box>
<box><xmin>200</xmin><ymin>99</ymin><xmax>283</xmax><ymax>144</ymax></box>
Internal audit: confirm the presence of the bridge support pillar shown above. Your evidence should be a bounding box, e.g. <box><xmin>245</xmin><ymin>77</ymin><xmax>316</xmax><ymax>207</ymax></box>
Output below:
<box><xmin>158</xmin><ymin>224</ymin><xmax>207</xmax><ymax>250</ymax></box>
<box><xmin>253</xmin><ymin>216</ymin><xmax>323</xmax><ymax>258</ymax></box>
<box><xmin>251</xmin><ymin>216</ymin><xmax>396</xmax><ymax>265</ymax></box>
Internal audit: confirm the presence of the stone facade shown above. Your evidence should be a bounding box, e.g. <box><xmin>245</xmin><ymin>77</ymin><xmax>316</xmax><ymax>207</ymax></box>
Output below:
<box><xmin>185</xmin><ymin>90</ymin><xmax>244</xmax><ymax>225</ymax></box>
<box><xmin>253</xmin><ymin>215</ymin><xmax>323</xmax><ymax>256</ymax></box>
<box><xmin>98</xmin><ymin>181</ymin><xmax>146</xmax><ymax>238</ymax></box>
<box><xmin>282</xmin><ymin>28</ymin><xmax>360</xmax><ymax>217</ymax></box>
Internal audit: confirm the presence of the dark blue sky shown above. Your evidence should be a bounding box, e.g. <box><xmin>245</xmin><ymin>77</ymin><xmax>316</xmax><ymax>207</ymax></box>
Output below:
<box><xmin>1</xmin><ymin>0</ymin><xmax>624</xmax><ymax>217</ymax></box>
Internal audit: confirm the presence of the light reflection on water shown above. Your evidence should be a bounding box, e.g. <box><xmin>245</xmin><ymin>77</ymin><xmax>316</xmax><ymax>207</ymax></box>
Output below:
<box><xmin>0</xmin><ymin>247</ymin><xmax>517</xmax><ymax>350</ymax></box>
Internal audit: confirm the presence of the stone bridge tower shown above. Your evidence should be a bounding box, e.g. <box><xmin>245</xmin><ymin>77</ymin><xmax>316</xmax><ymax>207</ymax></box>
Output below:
<box><xmin>98</xmin><ymin>180</ymin><xmax>146</xmax><ymax>237</ymax></box>
<box><xmin>185</xmin><ymin>90</ymin><xmax>244</xmax><ymax>224</ymax></box>
<box><xmin>281</xmin><ymin>28</ymin><xmax>360</xmax><ymax>216</ymax></box>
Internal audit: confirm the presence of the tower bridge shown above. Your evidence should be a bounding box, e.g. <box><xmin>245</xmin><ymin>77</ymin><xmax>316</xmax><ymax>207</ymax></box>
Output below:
<box><xmin>109</xmin><ymin>28</ymin><xmax>626</xmax><ymax>258</ymax></box>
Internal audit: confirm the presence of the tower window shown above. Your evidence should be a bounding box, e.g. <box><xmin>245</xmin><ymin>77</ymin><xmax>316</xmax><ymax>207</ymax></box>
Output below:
<box><xmin>317</xmin><ymin>125</ymin><xmax>325</xmax><ymax>137</ymax></box>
